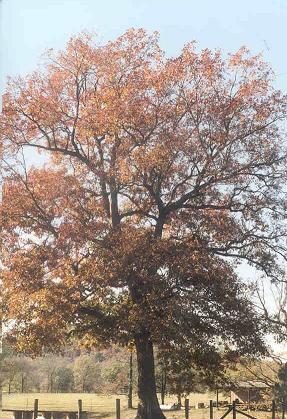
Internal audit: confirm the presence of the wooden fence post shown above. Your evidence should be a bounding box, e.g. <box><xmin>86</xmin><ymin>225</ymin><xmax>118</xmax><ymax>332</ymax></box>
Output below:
<box><xmin>210</xmin><ymin>400</ymin><xmax>213</xmax><ymax>419</ymax></box>
<box><xmin>116</xmin><ymin>398</ymin><xmax>120</xmax><ymax>419</ymax></box>
<box><xmin>33</xmin><ymin>399</ymin><xmax>39</xmax><ymax>419</ymax></box>
<box><xmin>185</xmin><ymin>399</ymin><xmax>189</xmax><ymax>419</ymax></box>
<box><xmin>232</xmin><ymin>400</ymin><xmax>236</xmax><ymax>419</ymax></box>
<box><xmin>216</xmin><ymin>389</ymin><xmax>219</xmax><ymax>409</ymax></box>
<box><xmin>78</xmin><ymin>399</ymin><xmax>82</xmax><ymax>419</ymax></box>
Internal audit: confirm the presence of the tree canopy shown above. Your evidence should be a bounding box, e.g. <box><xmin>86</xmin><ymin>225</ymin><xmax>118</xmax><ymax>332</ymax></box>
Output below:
<box><xmin>1</xmin><ymin>29</ymin><xmax>287</xmax><ymax>418</ymax></box>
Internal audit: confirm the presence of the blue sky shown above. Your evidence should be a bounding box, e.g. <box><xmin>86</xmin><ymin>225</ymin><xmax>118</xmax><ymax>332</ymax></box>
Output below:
<box><xmin>1</xmin><ymin>0</ymin><xmax>287</xmax><ymax>92</ymax></box>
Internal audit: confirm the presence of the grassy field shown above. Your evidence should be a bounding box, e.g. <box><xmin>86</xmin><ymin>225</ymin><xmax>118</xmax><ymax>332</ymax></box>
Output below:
<box><xmin>1</xmin><ymin>392</ymin><xmax>277</xmax><ymax>419</ymax></box>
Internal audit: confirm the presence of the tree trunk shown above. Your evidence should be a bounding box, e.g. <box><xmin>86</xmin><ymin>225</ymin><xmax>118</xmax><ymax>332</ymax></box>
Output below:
<box><xmin>135</xmin><ymin>333</ymin><xmax>166</xmax><ymax>419</ymax></box>
<box><xmin>128</xmin><ymin>351</ymin><xmax>133</xmax><ymax>409</ymax></box>
<box><xmin>161</xmin><ymin>370</ymin><xmax>167</xmax><ymax>405</ymax></box>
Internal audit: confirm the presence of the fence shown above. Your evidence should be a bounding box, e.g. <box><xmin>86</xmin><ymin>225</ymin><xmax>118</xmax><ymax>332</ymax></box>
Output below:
<box><xmin>2</xmin><ymin>399</ymin><xmax>87</xmax><ymax>419</ymax></box>
<box><xmin>2</xmin><ymin>397</ymin><xmax>282</xmax><ymax>419</ymax></box>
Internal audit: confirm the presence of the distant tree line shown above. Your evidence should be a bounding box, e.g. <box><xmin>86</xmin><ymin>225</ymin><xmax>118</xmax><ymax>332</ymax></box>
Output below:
<box><xmin>2</xmin><ymin>341</ymin><xmax>285</xmax><ymax>406</ymax></box>
<box><xmin>1</xmin><ymin>345</ymin><xmax>131</xmax><ymax>394</ymax></box>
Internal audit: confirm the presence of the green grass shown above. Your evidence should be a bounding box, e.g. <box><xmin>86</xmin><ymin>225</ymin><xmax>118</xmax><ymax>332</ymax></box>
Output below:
<box><xmin>1</xmin><ymin>392</ymin><xmax>277</xmax><ymax>419</ymax></box>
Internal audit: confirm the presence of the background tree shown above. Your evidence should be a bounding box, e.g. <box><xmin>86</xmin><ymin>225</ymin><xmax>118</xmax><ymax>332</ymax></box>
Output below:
<box><xmin>2</xmin><ymin>357</ymin><xmax>21</xmax><ymax>394</ymax></box>
<box><xmin>54</xmin><ymin>367</ymin><xmax>74</xmax><ymax>393</ymax></box>
<box><xmin>157</xmin><ymin>345</ymin><xmax>231</xmax><ymax>406</ymax></box>
<box><xmin>17</xmin><ymin>358</ymin><xmax>34</xmax><ymax>393</ymax></box>
<box><xmin>275</xmin><ymin>363</ymin><xmax>287</xmax><ymax>412</ymax></box>
<box><xmin>1</xmin><ymin>29</ymin><xmax>287</xmax><ymax>418</ymax></box>
<box><xmin>127</xmin><ymin>347</ymin><xmax>135</xmax><ymax>408</ymax></box>
<box><xmin>73</xmin><ymin>354</ymin><xmax>101</xmax><ymax>393</ymax></box>
<box><xmin>102</xmin><ymin>362</ymin><xmax>129</xmax><ymax>394</ymax></box>
<box><xmin>233</xmin><ymin>356</ymin><xmax>280</xmax><ymax>388</ymax></box>
<box><xmin>37</xmin><ymin>355</ymin><xmax>67</xmax><ymax>393</ymax></box>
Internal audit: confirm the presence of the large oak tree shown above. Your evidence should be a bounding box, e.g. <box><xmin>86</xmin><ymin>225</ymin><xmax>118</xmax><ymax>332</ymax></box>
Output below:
<box><xmin>1</xmin><ymin>30</ymin><xmax>287</xmax><ymax>418</ymax></box>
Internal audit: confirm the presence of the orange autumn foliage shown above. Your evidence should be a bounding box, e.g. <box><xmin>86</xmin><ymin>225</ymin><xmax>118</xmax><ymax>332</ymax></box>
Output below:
<box><xmin>1</xmin><ymin>29</ymin><xmax>287</xmax><ymax>418</ymax></box>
